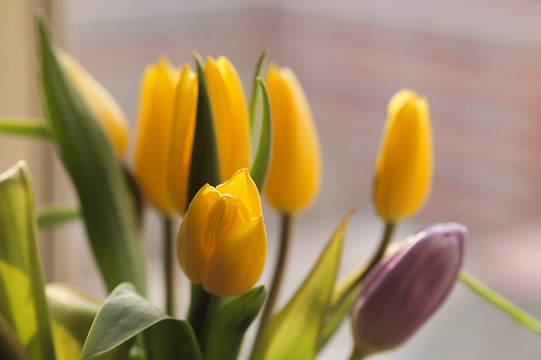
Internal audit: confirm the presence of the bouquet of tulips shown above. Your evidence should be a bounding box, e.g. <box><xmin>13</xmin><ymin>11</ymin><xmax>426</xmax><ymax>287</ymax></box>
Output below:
<box><xmin>0</xmin><ymin>12</ymin><xmax>539</xmax><ymax>360</ymax></box>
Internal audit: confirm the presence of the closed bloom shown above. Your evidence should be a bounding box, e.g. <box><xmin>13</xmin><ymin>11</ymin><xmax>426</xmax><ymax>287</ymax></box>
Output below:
<box><xmin>204</xmin><ymin>56</ymin><xmax>251</xmax><ymax>181</ymax></box>
<box><xmin>134</xmin><ymin>58</ymin><xmax>197</xmax><ymax>215</ymax></box>
<box><xmin>373</xmin><ymin>89</ymin><xmax>433</xmax><ymax>223</ymax></box>
<box><xmin>59</xmin><ymin>51</ymin><xmax>129</xmax><ymax>157</ymax></box>
<box><xmin>264</xmin><ymin>64</ymin><xmax>322</xmax><ymax>214</ymax></box>
<box><xmin>177</xmin><ymin>169</ymin><xmax>267</xmax><ymax>297</ymax></box>
<box><xmin>351</xmin><ymin>223</ymin><xmax>466</xmax><ymax>358</ymax></box>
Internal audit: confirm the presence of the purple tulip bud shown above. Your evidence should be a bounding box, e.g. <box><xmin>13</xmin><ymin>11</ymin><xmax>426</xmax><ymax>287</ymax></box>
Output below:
<box><xmin>351</xmin><ymin>223</ymin><xmax>466</xmax><ymax>358</ymax></box>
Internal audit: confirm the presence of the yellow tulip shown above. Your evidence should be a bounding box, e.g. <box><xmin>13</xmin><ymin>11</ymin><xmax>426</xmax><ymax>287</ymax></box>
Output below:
<box><xmin>58</xmin><ymin>51</ymin><xmax>129</xmax><ymax>157</ymax></box>
<box><xmin>135</xmin><ymin>57</ymin><xmax>198</xmax><ymax>215</ymax></box>
<box><xmin>264</xmin><ymin>64</ymin><xmax>322</xmax><ymax>214</ymax></box>
<box><xmin>168</xmin><ymin>65</ymin><xmax>198</xmax><ymax>215</ymax></box>
<box><xmin>204</xmin><ymin>56</ymin><xmax>251</xmax><ymax>181</ymax></box>
<box><xmin>177</xmin><ymin>168</ymin><xmax>267</xmax><ymax>297</ymax></box>
<box><xmin>373</xmin><ymin>89</ymin><xmax>433</xmax><ymax>223</ymax></box>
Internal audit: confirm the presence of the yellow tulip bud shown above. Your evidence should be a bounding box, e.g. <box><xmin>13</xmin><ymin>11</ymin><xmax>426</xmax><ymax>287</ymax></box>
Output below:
<box><xmin>264</xmin><ymin>65</ymin><xmax>322</xmax><ymax>214</ymax></box>
<box><xmin>204</xmin><ymin>56</ymin><xmax>251</xmax><ymax>181</ymax></box>
<box><xmin>373</xmin><ymin>89</ymin><xmax>433</xmax><ymax>223</ymax></box>
<box><xmin>177</xmin><ymin>169</ymin><xmax>267</xmax><ymax>297</ymax></box>
<box><xmin>58</xmin><ymin>51</ymin><xmax>129</xmax><ymax>158</ymax></box>
<box><xmin>134</xmin><ymin>57</ymin><xmax>181</xmax><ymax>215</ymax></box>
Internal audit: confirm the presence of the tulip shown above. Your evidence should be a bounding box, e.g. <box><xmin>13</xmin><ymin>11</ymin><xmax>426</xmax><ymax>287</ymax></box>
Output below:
<box><xmin>177</xmin><ymin>168</ymin><xmax>267</xmax><ymax>297</ymax></box>
<box><xmin>350</xmin><ymin>223</ymin><xmax>466</xmax><ymax>359</ymax></box>
<box><xmin>264</xmin><ymin>64</ymin><xmax>322</xmax><ymax>214</ymax></box>
<box><xmin>204</xmin><ymin>56</ymin><xmax>251</xmax><ymax>182</ymax></box>
<box><xmin>58</xmin><ymin>51</ymin><xmax>129</xmax><ymax>157</ymax></box>
<box><xmin>134</xmin><ymin>58</ymin><xmax>198</xmax><ymax>215</ymax></box>
<box><xmin>373</xmin><ymin>89</ymin><xmax>433</xmax><ymax>223</ymax></box>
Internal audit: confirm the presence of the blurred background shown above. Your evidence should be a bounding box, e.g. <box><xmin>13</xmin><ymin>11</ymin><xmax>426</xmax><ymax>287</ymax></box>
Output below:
<box><xmin>1</xmin><ymin>0</ymin><xmax>541</xmax><ymax>358</ymax></box>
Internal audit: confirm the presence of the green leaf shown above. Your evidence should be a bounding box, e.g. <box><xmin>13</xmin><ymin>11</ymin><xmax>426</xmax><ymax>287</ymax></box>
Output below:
<box><xmin>81</xmin><ymin>283</ymin><xmax>202</xmax><ymax>360</ymax></box>
<box><xmin>0</xmin><ymin>117</ymin><xmax>50</xmax><ymax>139</ymax></box>
<box><xmin>36</xmin><ymin>14</ymin><xmax>146</xmax><ymax>294</ymax></box>
<box><xmin>204</xmin><ymin>286</ymin><xmax>266</xmax><ymax>360</ymax></box>
<box><xmin>0</xmin><ymin>161</ymin><xmax>56</xmax><ymax>360</ymax></box>
<box><xmin>251</xmin><ymin>210</ymin><xmax>353</xmax><ymax>360</ymax></box>
<box><xmin>459</xmin><ymin>271</ymin><xmax>541</xmax><ymax>335</ymax></box>
<box><xmin>249</xmin><ymin>78</ymin><xmax>272</xmax><ymax>192</ymax></box>
<box><xmin>46</xmin><ymin>283</ymin><xmax>101</xmax><ymax>360</ymax></box>
<box><xmin>320</xmin><ymin>265</ymin><xmax>364</xmax><ymax>349</ymax></box>
<box><xmin>37</xmin><ymin>204</ymin><xmax>80</xmax><ymax>230</ymax></box>
<box><xmin>187</xmin><ymin>52</ymin><xmax>221</xmax><ymax>206</ymax></box>
<box><xmin>248</xmin><ymin>50</ymin><xmax>268</xmax><ymax>134</ymax></box>
<box><xmin>0</xmin><ymin>312</ymin><xmax>31</xmax><ymax>360</ymax></box>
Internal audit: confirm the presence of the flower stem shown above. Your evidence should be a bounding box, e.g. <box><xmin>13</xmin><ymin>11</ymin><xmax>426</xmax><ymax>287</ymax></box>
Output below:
<box><xmin>163</xmin><ymin>216</ymin><xmax>175</xmax><ymax>316</ymax></box>
<box><xmin>332</xmin><ymin>222</ymin><xmax>396</xmax><ymax>313</ymax></box>
<box><xmin>252</xmin><ymin>213</ymin><xmax>294</xmax><ymax>350</ymax></box>
<box><xmin>348</xmin><ymin>348</ymin><xmax>366</xmax><ymax>360</ymax></box>
<box><xmin>188</xmin><ymin>284</ymin><xmax>214</xmax><ymax>343</ymax></box>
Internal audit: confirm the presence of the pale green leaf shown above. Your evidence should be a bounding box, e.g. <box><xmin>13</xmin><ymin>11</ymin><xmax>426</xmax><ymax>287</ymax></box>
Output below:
<box><xmin>37</xmin><ymin>14</ymin><xmax>146</xmax><ymax>294</ymax></box>
<box><xmin>81</xmin><ymin>283</ymin><xmax>202</xmax><ymax>360</ymax></box>
<box><xmin>249</xmin><ymin>50</ymin><xmax>268</xmax><ymax>134</ymax></box>
<box><xmin>251</xmin><ymin>211</ymin><xmax>353</xmax><ymax>360</ymax></box>
<box><xmin>0</xmin><ymin>162</ymin><xmax>56</xmax><ymax>360</ymax></box>
<box><xmin>37</xmin><ymin>205</ymin><xmax>80</xmax><ymax>229</ymax></box>
<box><xmin>0</xmin><ymin>118</ymin><xmax>49</xmax><ymax>139</ymax></box>
<box><xmin>249</xmin><ymin>78</ymin><xmax>272</xmax><ymax>192</ymax></box>
<box><xmin>459</xmin><ymin>271</ymin><xmax>541</xmax><ymax>335</ymax></box>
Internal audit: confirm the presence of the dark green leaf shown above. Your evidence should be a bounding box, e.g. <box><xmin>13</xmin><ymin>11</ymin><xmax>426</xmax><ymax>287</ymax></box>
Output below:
<box><xmin>0</xmin><ymin>117</ymin><xmax>49</xmax><ymax>139</ymax></box>
<box><xmin>37</xmin><ymin>13</ymin><xmax>146</xmax><ymax>294</ymax></box>
<box><xmin>248</xmin><ymin>50</ymin><xmax>268</xmax><ymax>134</ymax></box>
<box><xmin>81</xmin><ymin>283</ymin><xmax>202</xmax><ymax>360</ymax></box>
<box><xmin>204</xmin><ymin>286</ymin><xmax>266</xmax><ymax>360</ymax></box>
<box><xmin>249</xmin><ymin>78</ymin><xmax>272</xmax><ymax>192</ymax></box>
<box><xmin>37</xmin><ymin>204</ymin><xmax>80</xmax><ymax>230</ymax></box>
<box><xmin>187</xmin><ymin>52</ymin><xmax>221</xmax><ymax>206</ymax></box>
<box><xmin>251</xmin><ymin>210</ymin><xmax>353</xmax><ymax>360</ymax></box>
<box><xmin>0</xmin><ymin>161</ymin><xmax>56</xmax><ymax>360</ymax></box>
<box><xmin>459</xmin><ymin>271</ymin><xmax>541</xmax><ymax>335</ymax></box>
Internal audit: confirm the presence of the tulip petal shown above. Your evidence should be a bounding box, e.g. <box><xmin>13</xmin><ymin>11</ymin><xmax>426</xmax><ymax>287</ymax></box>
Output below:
<box><xmin>177</xmin><ymin>185</ymin><xmax>221</xmax><ymax>284</ymax></box>
<box><xmin>264</xmin><ymin>65</ymin><xmax>322</xmax><ymax>214</ymax></box>
<box><xmin>134</xmin><ymin>58</ymin><xmax>179</xmax><ymax>215</ymax></box>
<box><xmin>168</xmin><ymin>65</ymin><xmax>198</xmax><ymax>215</ymax></box>
<box><xmin>204</xmin><ymin>56</ymin><xmax>251</xmax><ymax>181</ymax></box>
<box><xmin>216</xmin><ymin>168</ymin><xmax>262</xmax><ymax>218</ymax></box>
<box><xmin>203</xmin><ymin>216</ymin><xmax>266</xmax><ymax>297</ymax></box>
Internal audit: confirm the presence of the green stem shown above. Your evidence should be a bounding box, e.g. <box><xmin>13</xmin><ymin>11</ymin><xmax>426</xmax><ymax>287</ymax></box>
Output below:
<box><xmin>163</xmin><ymin>216</ymin><xmax>175</xmax><ymax>316</ymax></box>
<box><xmin>348</xmin><ymin>348</ymin><xmax>365</xmax><ymax>360</ymax></box>
<box><xmin>252</xmin><ymin>213</ymin><xmax>293</xmax><ymax>350</ymax></box>
<box><xmin>188</xmin><ymin>285</ymin><xmax>214</xmax><ymax>343</ymax></box>
<box><xmin>332</xmin><ymin>222</ymin><xmax>396</xmax><ymax>314</ymax></box>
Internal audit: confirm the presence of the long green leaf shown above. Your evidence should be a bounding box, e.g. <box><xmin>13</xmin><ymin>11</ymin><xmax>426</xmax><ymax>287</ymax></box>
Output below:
<box><xmin>187</xmin><ymin>52</ymin><xmax>221</xmax><ymax>206</ymax></box>
<box><xmin>36</xmin><ymin>14</ymin><xmax>146</xmax><ymax>294</ymax></box>
<box><xmin>46</xmin><ymin>283</ymin><xmax>101</xmax><ymax>360</ymax></box>
<box><xmin>249</xmin><ymin>77</ymin><xmax>272</xmax><ymax>192</ymax></box>
<box><xmin>248</xmin><ymin>50</ymin><xmax>268</xmax><ymax>134</ymax></box>
<box><xmin>80</xmin><ymin>283</ymin><xmax>202</xmax><ymax>360</ymax></box>
<box><xmin>204</xmin><ymin>286</ymin><xmax>266</xmax><ymax>360</ymax></box>
<box><xmin>0</xmin><ymin>117</ymin><xmax>49</xmax><ymax>139</ymax></box>
<box><xmin>0</xmin><ymin>162</ymin><xmax>56</xmax><ymax>360</ymax></box>
<box><xmin>37</xmin><ymin>204</ymin><xmax>80</xmax><ymax>230</ymax></box>
<box><xmin>251</xmin><ymin>210</ymin><xmax>353</xmax><ymax>360</ymax></box>
<box><xmin>459</xmin><ymin>271</ymin><xmax>541</xmax><ymax>335</ymax></box>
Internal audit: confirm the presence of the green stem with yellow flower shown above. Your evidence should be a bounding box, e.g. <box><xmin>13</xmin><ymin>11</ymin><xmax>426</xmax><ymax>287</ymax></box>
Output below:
<box><xmin>252</xmin><ymin>213</ymin><xmax>294</xmax><ymax>348</ymax></box>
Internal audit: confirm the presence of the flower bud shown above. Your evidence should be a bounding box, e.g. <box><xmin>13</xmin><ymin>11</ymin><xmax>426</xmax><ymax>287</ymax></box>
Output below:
<box><xmin>58</xmin><ymin>51</ymin><xmax>129</xmax><ymax>158</ymax></box>
<box><xmin>373</xmin><ymin>89</ymin><xmax>433</xmax><ymax>223</ymax></box>
<box><xmin>177</xmin><ymin>169</ymin><xmax>267</xmax><ymax>297</ymax></box>
<box><xmin>351</xmin><ymin>223</ymin><xmax>466</xmax><ymax>358</ymax></box>
<box><xmin>204</xmin><ymin>56</ymin><xmax>251</xmax><ymax>182</ymax></box>
<box><xmin>264</xmin><ymin>65</ymin><xmax>322</xmax><ymax>214</ymax></box>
